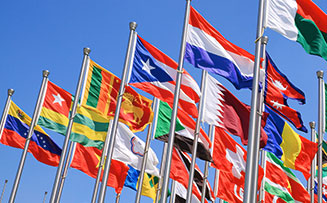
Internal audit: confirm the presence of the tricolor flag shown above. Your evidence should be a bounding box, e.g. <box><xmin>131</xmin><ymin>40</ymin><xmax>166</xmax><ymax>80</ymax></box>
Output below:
<box><xmin>185</xmin><ymin>6</ymin><xmax>256</xmax><ymax>90</ymax></box>
<box><xmin>1</xmin><ymin>101</ymin><xmax>61</xmax><ymax>166</ymax></box>
<box><xmin>265</xmin><ymin>52</ymin><xmax>307</xmax><ymax>132</ymax></box>
<box><xmin>264</xmin><ymin>0</ymin><xmax>327</xmax><ymax>60</ymax></box>
<box><xmin>263</xmin><ymin>105</ymin><xmax>317</xmax><ymax>179</ymax></box>
<box><xmin>129</xmin><ymin>35</ymin><xmax>200</xmax><ymax>118</ymax></box>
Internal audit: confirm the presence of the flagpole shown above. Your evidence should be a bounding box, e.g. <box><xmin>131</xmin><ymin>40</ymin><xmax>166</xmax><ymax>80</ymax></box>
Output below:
<box><xmin>97</xmin><ymin>22</ymin><xmax>137</xmax><ymax>203</ymax></box>
<box><xmin>186</xmin><ymin>70</ymin><xmax>207</xmax><ymax>203</ymax></box>
<box><xmin>155</xmin><ymin>143</ymin><xmax>168</xmax><ymax>203</ymax></box>
<box><xmin>115</xmin><ymin>193</ymin><xmax>121</xmax><ymax>203</ymax></box>
<box><xmin>200</xmin><ymin>124</ymin><xmax>214</xmax><ymax>203</ymax></box>
<box><xmin>258</xmin><ymin>150</ymin><xmax>266</xmax><ymax>202</ymax></box>
<box><xmin>42</xmin><ymin>192</ymin><xmax>48</xmax><ymax>203</ymax></box>
<box><xmin>309</xmin><ymin>121</ymin><xmax>316</xmax><ymax>203</ymax></box>
<box><xmin>243</xmin><ymin>0</ymin><xmax>265</xmax><ymax>201</ymax></box>
<box><xmin>0</xmin><ymin>180</ymin><xmax>8</xmax><ymax>203</ymax></box>
<box><xmin>317</xmin><ymin>70</ymin><xmax>324</xmax><ymax>203</ymax></box>
<box><xmin>49</xmin><ymin>48</ymin><xmax>90</xmax><ymax>203</ymax></box>
<box><xmin>135</xmin><ymin>97</ymin><xmax>158</xmax><ymax>203</ymax></box>
<box><xmin>0</xmin><ymin>89</ymin><xmax>14</xmax><ymax>139</ymax></box>
<box><xmin>91</xmin><ymin>121</ymin><xmax>112</xmax><ymax>203</ymax></box>
<box><xmin>151</xmin><ymin>98</ymin><xmax>160</xmax><ymax>140</ymax></box>
<box><xmin>9</xmin><ymin>70</ymin><xmax>49</xmax><ymax>203</ymax></box>
<box><xmin>55</xmin><ymin>141</ymin><xmax>77</xmax><ymax>202</ymax></box>
<box><xmin>169</xmin><ymin>180</ymin><xmax>176</xmax><ymax>203</ymax></box>
<box><xmin>160</xmin><ymin>0</ymin><xmax>191</xmax><ymax>201</ymax></box>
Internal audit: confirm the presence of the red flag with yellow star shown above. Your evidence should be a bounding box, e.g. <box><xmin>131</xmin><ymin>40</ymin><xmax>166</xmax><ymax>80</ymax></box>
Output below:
<box><xmin>70</xmin><ymin>143</ymin><xmax>129</xmax><ymax>193</ymax></box>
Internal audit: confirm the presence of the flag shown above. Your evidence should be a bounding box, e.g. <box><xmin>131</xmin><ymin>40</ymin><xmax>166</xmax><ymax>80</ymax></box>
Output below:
<box><xmin>216</xmin><ymin>170</ymin><xmax>244</xmax><ymax>203</ymax></box>
<box><xmin>38</xmin><ymin>81</ymin><xmax>110</xmax><ymax>149</ymax></box>
<box><xmin>264</xmin><ymin>0</ymin><xmax>327</xmax><ymax>60</ymax></box>
<box><xmin>170</xmin><ymin>148</ymin><xmax>214</xmax><ymax>203</ymax></box>
<box><xmin>82</xmin><ymin>59</ymin><xmax>153</xmax><ymax>132</ymax></box>
<box><xmin>264</xmin><ymin>191</ymin><xmax>287</xmax><ymax>203</ymax></box>
<box><xmin>314</xmin><ymin>166</ymin><xmax>327</xmax><ymax>201</ymax></box>
<box><xmin>264</xmin><ymin>151</ymin><xmax>310</xmax><ymax>202</ymax></box>
<box><xmin>1</xmin><ymin>101</ymin><xmax>61</xmax><ymax>166</ymax></box>
<box><xmin>128</xmin><ymin>35</ymin><xmax>200</xmax><ymax>118</ymax></box>
<box><xmin>154</xmin><ymin>101</ymin><xmax>212</xmax><ymax>162</ymax></box>
<box><xmin>174</xmin><ymin>180</ymin><xmax>201</xmax><ymax>203</ymax></box>
<box><xmin>185</xmin><ymin>6</ymin><xmax>256</xmax><ymax>89</ymax></box>
<box><xmin>70</xmin><ymin>143</ymin><xmax>129</xmax><ymax>194</ymax></box>
<box><xmin>203</xmin><ymin>74</ymin><xmax>268</xmax><ymax>147</ymax></box>
<box><xmin>265</xmin><ymin>52</ymin><xmax>307</xmax><ymax>132</ymax></box>
<box><xmin>263</xmin><ymin>105</ymin><xmax>318</xmax><ymax>179</ymax></box>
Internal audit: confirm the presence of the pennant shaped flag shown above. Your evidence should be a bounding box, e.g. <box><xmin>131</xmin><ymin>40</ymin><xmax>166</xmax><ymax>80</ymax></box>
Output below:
<box><xmin>1</xmin><ymin>101</ymin><xmax>61</xmax><ymax>166</ymax></box>
<box><xmin>203</xmin><ymin>74</ymin><xmax>268</xmax><ymax>147</ymax></box>
<box><xmin>186</xmin><ymin>6</ymin><xmax>256</xmax><ymax>89</ymax></box>
<box><xmin>155</xmin><ymin>101</ymin><xmax>212</xmax><ymax>162</ymax></box>
<box><xmin>265</xmin><ymin>0</ymin><xmax>327</xmax><ymax>60</ymax></box>
<box><xmin>263</xmin><ymin>105</ymin><xmax>317</xmax><ymax>179</ymax></box>
<box><xmin>129</xmin><ymin>35</ymin><xmax>200</xmax><ymax>118</ymax></box>
<box><xmin>265</xmin><ymin>52</ymin><xmax>307</xmax><ymax>132</ymax></box>
<box><xmin>82</xmin><ymin>59</ymin><xmax>153</xmax><ymax>132</ymax></box>
<box><xmin>170</xmin><ymin>148</ymin><xmax>215</xmax><ymax>203</ymax></box>
<box><xmin>264</xmin><ymin>152</ymin><xmax>310</xmax><ymax>202</ymax></box>
<box><xmin>70</xmin><ymin>143</ymin><xmax>129</xmax><ymax>194</ymax></box>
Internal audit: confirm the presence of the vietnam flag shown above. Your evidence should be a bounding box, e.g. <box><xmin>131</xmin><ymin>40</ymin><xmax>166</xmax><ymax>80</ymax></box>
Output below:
<box><xmin>265</xmin><ymin>0</ymin><xmax>327</xmax><ymax>60</ymax></box>
<box><xmin>70</xmin><ymin>143</ymin><xmax>129</xmax><ymax>194</ymax></box>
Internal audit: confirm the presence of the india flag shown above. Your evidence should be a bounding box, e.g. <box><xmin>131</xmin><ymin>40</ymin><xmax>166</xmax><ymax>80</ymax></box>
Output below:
<box><xmin>265</xmin><ymin>0</ymin><xmax>327</xmax><ymax>60</ymax></box>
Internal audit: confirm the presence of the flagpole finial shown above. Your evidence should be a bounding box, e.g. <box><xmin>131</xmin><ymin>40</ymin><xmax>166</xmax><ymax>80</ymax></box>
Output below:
<box><xmin>262</xmin><ymin>36</ymin><xmax>269</xmax><ymax>45</ymax></box>
<box><xmin>42</xmin><ymin>70</ymin><xmax>50</xmax><ymax>78</ymax></box>
<box><xmin>309</xmin><ymin>121</ymin><xmax>316</xmax><ymax>129</ymax></box>
<box><xmin>7</xmin><ymin>89</ymin><xmax>14</xmax><ymax>96</ymax></box>
<box><xmin>317</xmin><ymin>70</ymin><xmax>324</xmax><ymax>78</ymax></box>
<box><xmin>129</xmin><ymin>22</ymin><xmax>137</xmax><ymax>31</ymax></box>
<box><xmin>83</xmin><ymin>47</ymin><xmax>91</xmax><ymax>56</ymax></box>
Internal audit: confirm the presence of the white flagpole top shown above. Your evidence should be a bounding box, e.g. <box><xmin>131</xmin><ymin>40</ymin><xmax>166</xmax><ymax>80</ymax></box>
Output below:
<box><xmin>310</xmin><ymin>121</ymin><xmax>316</xmax><ymax>129</ymax></box>
<box><xmin>317</xmin><ymin>70</ymin><xmax>324</xmax><ymax>78</ymax></box>
<box><xmin>262</xmin><ymin>36</ymin><xmax>269</xmax><ymax>45</ymax></box>
<box><xmin>84</xmin><ymin>47</ymin><xmax>91</xmax><ymax>55</ymax></box>
<box><xmin>7</xmin><ymin>89</ymin><xmax>14</xmax><ymax>96</ymax></box>
<box><xmin>43</xmin><ymin>70</ymin><xmax>50</xmax><ymax>77</ymax></box>
<box><xmin>129</xmin><ymin>22</ymin><xmax>137</xmax><ymax>31</ymax></box>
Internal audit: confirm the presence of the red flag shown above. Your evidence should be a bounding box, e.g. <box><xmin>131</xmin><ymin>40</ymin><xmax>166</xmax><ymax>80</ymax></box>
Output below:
<box><xmin>70</xmin><ymin>143</ymin><xmax>129</xmax><ymax>194</ymax></box>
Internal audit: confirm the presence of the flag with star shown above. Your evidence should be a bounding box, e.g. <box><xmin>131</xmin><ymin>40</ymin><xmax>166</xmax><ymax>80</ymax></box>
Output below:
<box><xmin>128</xmin><ymin>35</ymin><xmax>201</xmax><ymax>118</ymax></box>
<box><xmin>70</xmin><ymin>143</ymin><xmax>129</xmax><ymax>194</ymax></box>
<box><xmin>1</xmin><ymin>100</ymin><xmax>61</xmax><ymax>166</ymax></box>
<box><xmin>264</xmin><ymin>52</ymin><xmax>307</xmax><ymax>132</ymax></box>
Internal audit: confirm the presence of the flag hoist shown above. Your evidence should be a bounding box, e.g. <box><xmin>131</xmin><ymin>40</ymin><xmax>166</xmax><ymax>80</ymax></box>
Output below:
<box><xmin>49</xmin><ymin>48</ymin><xmax>90</xmax><ymax>203</ymax></box>
<box><xmin>97</xmin><ymin>22</ymin><xmax>138</xmax><ymax>203</ymax></box>
<box><xmin>9</xmin><ymin>70</ymin><xmax>49</xmax><ymax>203</ymax></box>
<box><xmin>317</xmin><ymin>70</ymin><xmax>324</xmax><ymax>203</ymax></box>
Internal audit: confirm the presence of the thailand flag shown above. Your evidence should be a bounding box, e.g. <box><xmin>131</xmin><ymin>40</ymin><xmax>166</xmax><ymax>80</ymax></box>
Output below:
<box><xmin>129</xmin><ymin>35</ymin><xmax>200</xmax><ymax>118</ymax></box>
<box><xmin>185</xmin><ymin>7</ymin><xmax>255</xmax><ymax>90</ymax></box>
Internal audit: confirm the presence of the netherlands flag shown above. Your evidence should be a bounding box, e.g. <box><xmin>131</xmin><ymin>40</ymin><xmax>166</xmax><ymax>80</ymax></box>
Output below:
<box><xmin>129</xmin><ymin>35</ymin><xmax>200</xmax><ymax>118</ymax></box>
<box><xmin>185</xmin><ymin>7</ymin><xmax>255</xmax><ymax>90</ymax></box>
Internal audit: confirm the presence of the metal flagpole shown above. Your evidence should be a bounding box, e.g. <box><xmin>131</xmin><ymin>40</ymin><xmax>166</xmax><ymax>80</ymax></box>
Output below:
<box><xmin>155</xmin><ymin>143</ymin><xmax>168</xmax><ymax>203</ymax></box>
<box><xmin>49</xmin><ymin>48</ymin><xmax>90</xmax><ymax>203</ymax></box>
<box><xmin>160</xmin><ymin>0</ymin><xmax>191</xmax><ymax>201</ymax></box>
<box><xmin>0</xmin><ymin>180</ymin><xmax>8</xmax><ymax>203</ymax></box>
<box><xmin>135</xmin><ymin>98</ymin><xmax>159</xmax><ymax>203</ymax></box>
<box><xmin>55</xmin><ymin>141</ymin><xmax>77</xmax><ymax>202</ymax></box>
<box><xmin>186</xmin><ymin>70</ymin><xmax>208</xmax><ymax>203</ymax></box>
<box><xmin>317</xmin><ymin>70</ymin><xmax>324</xmax><ymax>203</ymax></box>
<box><xmin>169</xmin><ymin>180</ymin><xmax>176</xmax><ymax>203</ymax></box>
<box><xmin>115</xmin><ymin>193</ymin><xmax>121</xmax><ymax>203</ymax></box>
<box><xmin>97</xmin><ymin>22</ymin><xmax>137</xmax><ymax>203</ymax></box>
<box><xmin>9</xmin><ymin>70</ymin><xmax>49</xmax><ymax>203</ymax></box>
<box><xmin>91</xmin><ymin>121</ymin><xmax>112</xmax><ymax>203</ymax></box>
<box><xmin>42</xmin><ymin>192</ymin><xmax>48</xmax><ymax>203</ymax></box>
<box><xmin>151</xmin><ymin>98</ymin><xmax>160</xmax><ymax>140</ymax></box>
<box><xmin>0</xmin><ymin>89</ymin><xmax>14</xmax><ymax>139</ymax></box>
<box><xmin>258</xmin><ymin>150</ymin><xmax>267</xmax><ymax>202</ymax></box>
<box><xmin>308</xmin><ymin>121</ymin><xmax>316</xmax><ymax>203</ymax></box>
<box><xmin>200</xmin><ymin>124</ymin><xmax>214</xmax><ymax>203</ymax></box>
<box><xmin>243</xmin><ymin>0</ymin><xmax>266</xmax><ymax>201</ymax></box>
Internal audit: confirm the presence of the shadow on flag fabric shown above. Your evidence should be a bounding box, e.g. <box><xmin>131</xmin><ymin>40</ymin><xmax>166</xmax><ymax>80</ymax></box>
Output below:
<box><xmin>185</xmin><ymin>6</ymin><xmax>256</xmax><ymax>90</ymax></box>
<box><xmin>82</xmin><ymin>59</ymin><xmax>153</xmax><ymax>132</ymax></box>
<box><xmin>263</xmin><ymin>105</ymin><xmax>317</xmax><ymax>179</ymax></box>
<box><xmin>129</xmin><ymin>35</ymin><xmax>200</xmax><ymax>118</ymax></box>
<box><xmin>265</xmin><ymin>52</ymin><xmax>307</xmax><ymax>132</ymax></box>
<box><xmin>264</xmin><ymin>152</ymin><xmax>310</xmax><ymax>202</ymax></box>
<box><xmin>154</xmin><ymin>100</ymin><xmax>212</xmax><ymax>162</ymax></box>
<box><xmin>203</xmin><ymin>74</ymin><xmax>268</xmax><ymax>147</ymax></box>
<box><xmin>264</xmin><ymin>0</ymin><xmax>327</xmax><ymax>60</ymax></box>
<box><xmin>1</xmin><ymin>101</ymin><xmax>61</xmax><ymax>166</ymax></box>
<box><xmin>70</xmin><ymin>143</ymin><xmax>129</xmax><ymax>194</ymax></box>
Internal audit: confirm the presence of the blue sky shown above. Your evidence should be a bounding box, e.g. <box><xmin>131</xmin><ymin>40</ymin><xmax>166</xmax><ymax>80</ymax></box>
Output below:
<box><xmin>0</xmin><ymin>0</ymin><xmax>326</xmax><ymax>202</ymax></box>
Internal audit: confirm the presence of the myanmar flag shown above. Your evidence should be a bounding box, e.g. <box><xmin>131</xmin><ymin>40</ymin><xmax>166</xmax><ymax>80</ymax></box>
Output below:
<box><xmin>265</xmin><ymin>0</ymin><xmax>327</xmax><ymax>60</ymax></box>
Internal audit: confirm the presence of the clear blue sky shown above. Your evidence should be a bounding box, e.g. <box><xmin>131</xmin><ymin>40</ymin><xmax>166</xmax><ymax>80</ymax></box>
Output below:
<box><xmin>0</xmin><ymin>0</ymin><xmax>326</xmax><ymax>202</ymax></box>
